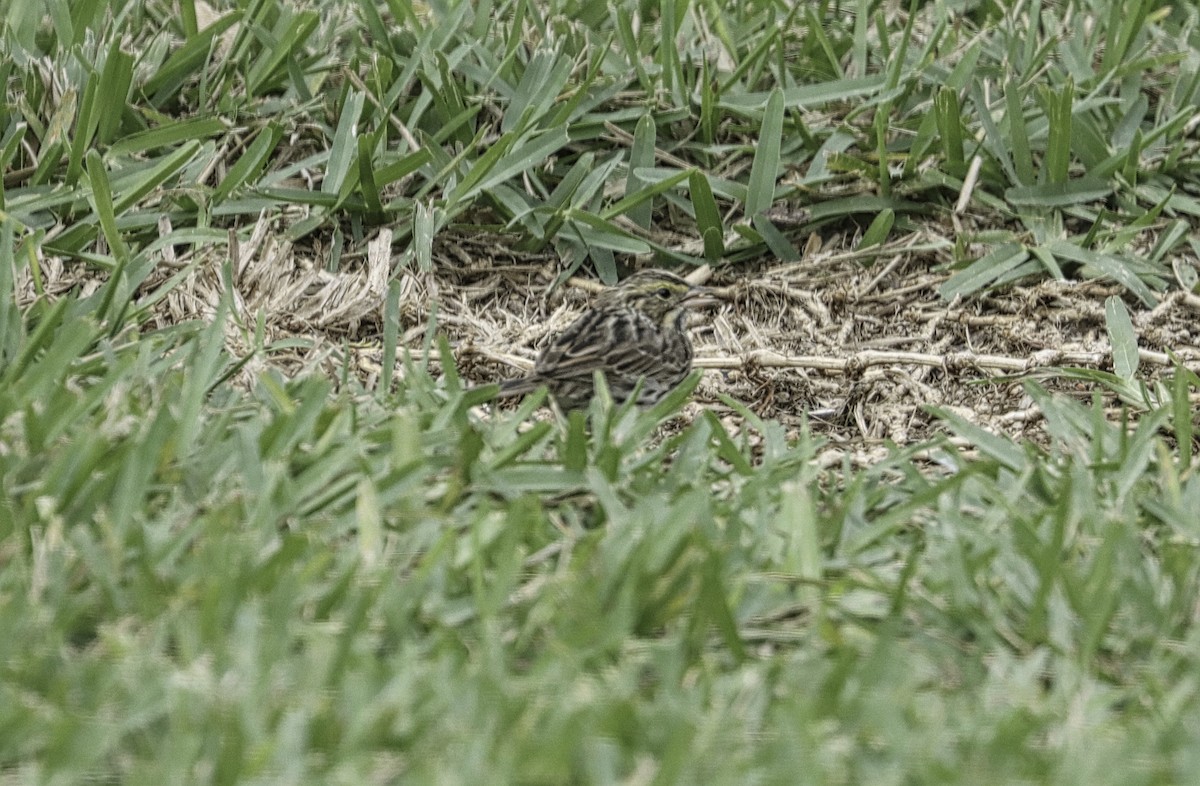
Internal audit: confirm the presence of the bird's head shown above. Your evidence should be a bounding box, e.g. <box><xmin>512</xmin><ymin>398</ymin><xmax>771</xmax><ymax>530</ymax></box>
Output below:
<box><xmin>597</xmin><ymin>270</ymin><xmax>718</xmax><ymax>326</ymax></box>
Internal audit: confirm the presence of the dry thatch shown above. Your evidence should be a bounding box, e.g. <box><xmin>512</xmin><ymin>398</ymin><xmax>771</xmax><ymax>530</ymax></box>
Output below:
<box><xmin>21</xmin><ymin>212</ymin><xmax>1200</xmax><ymax>467</ymax></box>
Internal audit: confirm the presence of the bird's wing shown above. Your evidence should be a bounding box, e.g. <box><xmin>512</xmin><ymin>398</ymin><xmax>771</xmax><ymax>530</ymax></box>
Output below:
<box><xmin>532</xmin><ymin>310</ymin><xmax>611</xmax><ymax>379</ymax></box>
<box><xmin>535</xmin><ymin>309</ymin><xmax>663</xmax><ymax>380</ymax></box>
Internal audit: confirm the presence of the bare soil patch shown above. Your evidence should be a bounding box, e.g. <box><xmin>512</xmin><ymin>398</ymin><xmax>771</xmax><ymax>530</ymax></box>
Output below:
<box><xmin>24</xmin><ymin>217</ymin><xmax>1200</xmax><ymax>466</ymax></box>
<box><xmin>444</xmin><ymin>229</ymin><xmax>1200</xmax><ymax>466</ymax></box>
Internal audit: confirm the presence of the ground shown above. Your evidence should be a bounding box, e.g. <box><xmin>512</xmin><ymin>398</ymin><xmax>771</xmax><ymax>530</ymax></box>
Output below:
<box><xmin>35</xmin><ymin>212</ymin><xmax>1194</xmax><ymax>468</ymax></box>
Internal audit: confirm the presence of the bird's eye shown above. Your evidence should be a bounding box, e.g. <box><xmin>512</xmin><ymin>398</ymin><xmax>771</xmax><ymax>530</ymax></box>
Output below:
<box><xmin>656</xmin><ymin>287</ymin><xmax>672</xmax><ymax>299</ymax></box>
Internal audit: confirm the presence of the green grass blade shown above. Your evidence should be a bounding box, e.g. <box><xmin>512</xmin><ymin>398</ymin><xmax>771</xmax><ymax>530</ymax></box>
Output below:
<box><xmin>745</xmin><ymin>87</ymin><xmax>783</xmax><ymax>220</ymax></box>
<box><xmin>213</xmin><ymin>123</ymin><xmax>283</xmax><ymax>204</ymax></box>
<box><xmin>626</xmin><ymin>114</ymin><xmax>656</xmax><ymax>230</ymax></box>
<box><xmin>1104</xmin><ymin>296</ymin><xmax>1138</xmax><ymax>381</ymax></box>
<box><xmin>934</xmin><ymin>87</ymin><xmax>965</xmax><ymax>178</ymax></box>
<box><xmin>85</xmin><ymin>150</ymin><xmax>129</xmax><ymax>263</ymax></box>
<box><xmin>858</xmin><ymin>208</ymin><xmax>894</xmax><ymax>249</ymax></box>
<box><xmin>324</xmin><ymin>90</ymin><xmax>366</xmax><ymax>196</ymax></box>
<box><xmin>689</xmin><ymin>170</ymin><xmax>724</xmax><ymax>260</ymax></box>
<box><xmin>113</xmin><ymin>140</ymin><xmax>201</xmax><ymax>214</ymax></box>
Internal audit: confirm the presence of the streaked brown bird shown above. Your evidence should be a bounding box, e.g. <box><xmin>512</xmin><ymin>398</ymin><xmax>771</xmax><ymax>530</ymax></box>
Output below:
<box><xmin>497</xmin><ymin>270</ymin><xmax>717</xmax><ymax>411</ymax></box>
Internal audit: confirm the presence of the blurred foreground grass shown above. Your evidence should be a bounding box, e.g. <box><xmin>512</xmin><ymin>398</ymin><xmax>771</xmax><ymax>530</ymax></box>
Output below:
<box><xmin>3</xmin><ymin>258</ymin><xmax>1200</xmax><ymax>782</ymax></box>
<box><xmin>3</xmin><ymin>244</ymin><xmax>1200</xmax><ymax>782</ymax></box>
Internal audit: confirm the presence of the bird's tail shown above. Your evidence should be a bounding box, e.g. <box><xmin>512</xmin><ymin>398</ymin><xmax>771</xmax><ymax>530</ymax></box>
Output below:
<box><xmin>495</xmin><ymin>376</ymin><xmax>541</xmax><ymax>398</ymax></box>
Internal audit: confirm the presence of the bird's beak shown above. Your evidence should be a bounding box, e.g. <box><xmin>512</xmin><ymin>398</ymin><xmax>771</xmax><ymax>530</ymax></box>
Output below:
<box><xmin>683</xmin><ymin>285</ymin><xmax>720</xmax><ymax>308</ymax></box>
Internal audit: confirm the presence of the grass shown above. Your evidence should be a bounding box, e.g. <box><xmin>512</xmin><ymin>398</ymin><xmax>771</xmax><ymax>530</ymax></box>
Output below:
<box><xmin>3</xmin><ymin>0</ymin><xmax>1200</xmax><ymax>782</ymax></box>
